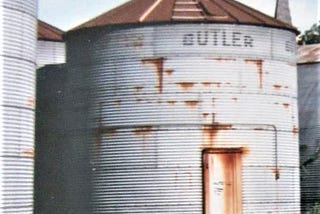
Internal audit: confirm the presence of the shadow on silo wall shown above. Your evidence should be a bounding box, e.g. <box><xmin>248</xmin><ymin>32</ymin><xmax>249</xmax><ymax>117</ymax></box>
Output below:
<box><xmin>34</xmin><ymin>64</ymin><xmax>92</xmax><ymax>214</ymax></box>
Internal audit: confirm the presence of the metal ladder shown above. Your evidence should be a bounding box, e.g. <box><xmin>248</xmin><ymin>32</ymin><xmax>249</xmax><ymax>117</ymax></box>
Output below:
<box><xmin>172</xmin><ymin>0</ymin><xmax>206</xmax><ymax>20</ymax></box>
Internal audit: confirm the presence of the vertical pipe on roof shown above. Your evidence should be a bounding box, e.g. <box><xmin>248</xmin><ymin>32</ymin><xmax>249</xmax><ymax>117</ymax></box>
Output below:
<box><xmin>275</xmin><ymin>0</ymin><xmax>292</xmax><ymax>24</ymax></box>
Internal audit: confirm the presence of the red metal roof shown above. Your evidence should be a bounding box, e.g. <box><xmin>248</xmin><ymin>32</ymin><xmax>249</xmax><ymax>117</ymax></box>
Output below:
<box><xmin>72</xmin><ymin>0</ymin><xmax>298</xmax><ymax>33</ymax></box>
<box><xmin>38</xmin><ymin>20</ymin><xmax>64</xmax><ymax>41</ymax></box>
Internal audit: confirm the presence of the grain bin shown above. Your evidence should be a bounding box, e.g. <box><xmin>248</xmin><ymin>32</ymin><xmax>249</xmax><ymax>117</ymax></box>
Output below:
<box><xmin>298</xmin><ymin>44</ymin><xmax>320</xmax><ymax>212</ymax></box>
<box><xmin>34</xmin><ymin>64</ymin><xmax>69</xmax><ymax>214</ymax></box>
<box><xmin>0</xmin><ymin>0</ymin><xmax>37</xmax><ymax>213</ymax></box>
<box><xmin>66</xmin><ymin>0</ymin><xmax>300</xmax><ymax>213</ymax></box>
<box><xmin>37</xmin><ymin>20</ymin><xmax>65</xmax><ymax>68</ymax></box>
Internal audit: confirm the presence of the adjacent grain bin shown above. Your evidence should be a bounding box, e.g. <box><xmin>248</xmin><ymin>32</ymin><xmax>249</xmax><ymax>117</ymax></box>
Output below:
<box><xmin>298</xmin><ymin>44</ymin><xmax>320</xmax><ymax>212</ymax></box>
<box><xmin>37</xmin><ymin>20</ymin><xmax>65</xmax><ymax>68</ymax></box>
<box><xmin>0</xmin><ymin>0</ymin><xmax>37</xmax><ymax>213</ymax></box>
<box><xmin>66</xmin><ymin>0</ymin><xmax>300</xmax><ymax>213</ymax></box>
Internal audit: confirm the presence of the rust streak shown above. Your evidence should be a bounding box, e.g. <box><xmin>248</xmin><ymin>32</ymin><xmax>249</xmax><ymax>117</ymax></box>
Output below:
<box><xmin>212</xmin><ymin>82</ymin><xmax>222</xmax><ymax>88</ymax></box>
<box><xmin>203</xmin><ymin>124</ymin><xmax>233</xmax><ymax>144</ymax></box>
<box><xmin>177</xmin><ymin>82</ymin><xmax>195</xmax><ymax>91</ymax></box>
<box><xmin>292</xmin><ymin>126</ymin><xmax>299</xmax><ymax>136</ymax></box>
<box><xmin>185</xmin><ymin>100</ymin><xmax>199</xmax><ymax>109</ymax></box>
<box><xmin>272</xmin><ymin>168</ymin><xmax>281</xmax><ymax>180</ymax></box>
<box><xmin>245</xmin><ymin>59</ymin><xmax>263</xmax><ymax>89</ymax></box>
<box><xmin>167</xmin><ymin>100</ymin><xmax>177</xmax><ymax>106</ymax></box>
<box><xmin>133</xmin><ymin>126</ymin><xmax>153</xmax><ymax>136</ymax></box>
<box><xmin>105</xmin><ymin>129</ymin><xmax>117</xmax><ymax>137</ymax></box>
<box><xmin>273</xmin><ymin>85</ymin><xmax>282</xmax><ymax>90</ymax></box>
<box><xmin>165</xmin><ymin>69</ymin><xmax>174</xmax><ymax>76</ymax></box>
<box><xmin>134</xmin><ymin>86</ymin><xmax>144</xmax><ymax>92</ymax></box>
<box><xmin>283</xmin><ymin>103</ymin><xmax>290</xmax><ymax>109</ymax></box>
<box><xmin>133</xmin><ymin>126</ymin><xmax>154</xmax><ymax>144</ymax></box>
<box><xmin>202</xmin><ymin>113</ymin><xmax>210</xmax><ymax>119</ymax></box>
<box><xmin>202</xmin><ymin>82</ymin><xmax>212</xmax><ymax>87</ymax></box>
<box><xmin>22</xmin><ymin>150</ymin><xmax>35</xmax><ymax>158</ymax></box>
<box><xmin>142</xmin><ymin>57</ymin><xmax>166</xmax><ymax>93</ymax></box>
<box><xmin>211</xmin><ymin>57</ymin><xmax>236</xmax><ymax>62</ymax></box>
<box><xmin>27</xmin><ymin>97</ymin><xmax>36</xmax><ymax>109</ymax></box>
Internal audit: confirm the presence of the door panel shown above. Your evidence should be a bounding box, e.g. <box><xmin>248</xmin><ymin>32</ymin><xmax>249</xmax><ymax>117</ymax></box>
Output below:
<box><xmin>204</xmin><ymin>149</ymin><xmax>242</xmax><ymax>214</ymax></box>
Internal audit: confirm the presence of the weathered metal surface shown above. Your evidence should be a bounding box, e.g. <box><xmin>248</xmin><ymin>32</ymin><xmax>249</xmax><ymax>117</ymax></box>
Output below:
<box><xmin>298</xmin><ymin>44</ymin><xmax>320</xmax><ymax>64</ymax></box>
<box><xmin>37</xmin><ymin>21</ymin><xmax>65</xmax><ymax>68</ymax></box>
<box><xmin>36</xmin><ymin>40</ymin><xmax>65</xmax><ymax>68</ymax></box>
<box><xmin>298</xmin><ymin>62</ymin><xmax>320</xmax><ymax>212</ymax></box>
<box><xmin>0</xmin><ymin>0</ymin><xmax>37</xmax><ymax>213</ymax></box>
<box><xmin>66</xmin><ymin>22</ymin><xmax>300</xmax><ymax>213</ymax></box>
<box><xmin>203</xmin><ymin>149</ymin><xmax>243</xmax><ymax>214</ymax></box>
<box><xmin>72</xmin><ymin>0</ymin><xmax>298</xmax><ymax>33</ymax></box>
<box><xmin>34</xmin><ymin>64</ymin><xmax>68</xmax><ymax>214</ymax></box>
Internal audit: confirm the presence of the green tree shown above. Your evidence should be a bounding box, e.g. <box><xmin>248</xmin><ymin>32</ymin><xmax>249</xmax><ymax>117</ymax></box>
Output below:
<box><xmin>298</xmin><ymin>23</ymin><xmax>320</xmax><ymax>45</ymax></box>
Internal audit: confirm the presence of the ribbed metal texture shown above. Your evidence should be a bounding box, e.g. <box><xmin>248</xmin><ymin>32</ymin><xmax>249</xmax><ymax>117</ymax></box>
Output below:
<box><xmin>36</xmin><ymin>40</ymin><xmax>65</xmax><ymax>68</ymax></box>
<box><xmin>298</xmin><ymin>63</ymin><xmax>320</xmax><ymax>212</ymax></box>
<box><xmin>0</xmin><ymin>0</ymin><xmax>37</xmax><ymax>213</ymax></box>
<box><xmin>67</xmin><ymin>24</ymin><xmax>300</xmax><ymax>213</ymax></box>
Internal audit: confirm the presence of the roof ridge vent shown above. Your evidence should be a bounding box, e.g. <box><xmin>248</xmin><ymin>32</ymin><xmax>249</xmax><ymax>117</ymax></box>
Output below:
<box><xmin>172</xmin><ymin>0</ymin><xmax>206</xmax><ymax>20</ymax></box>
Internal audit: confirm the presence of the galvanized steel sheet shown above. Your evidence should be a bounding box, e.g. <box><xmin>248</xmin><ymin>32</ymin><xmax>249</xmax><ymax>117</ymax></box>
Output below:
<box><xmin>0</xmin><ymin>0</ymin><xmax>36</xmax><ymax>213</ymax></box>
<box><xmin>67</xmin><ymin>23</ymin><xmax>300</xmax><ymax>213</ymax></box>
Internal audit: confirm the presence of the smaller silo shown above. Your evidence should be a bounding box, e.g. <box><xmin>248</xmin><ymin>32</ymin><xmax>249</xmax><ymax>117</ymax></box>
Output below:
<box><xmin>298</xmin><ymin>44</ymin><xmax>320</xmax><ymax>212</ymax></box>
<box><xmin>34</xmin><ymin>64</ymin><xmax>68</xmax><ymax>214</ymax></box>
<box><xmin>37</xmin><ymin>20</ymin><xmax>65</xmax><ymax>68</ymax></box>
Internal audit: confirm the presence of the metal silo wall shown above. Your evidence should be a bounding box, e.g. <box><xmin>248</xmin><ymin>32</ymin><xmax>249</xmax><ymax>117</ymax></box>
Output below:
<box><xmin>67</xmin><ymin>24</ymin><xmax>300</xmax><ymax>213</ymax></box>
<box><xmin>0</xmin><ymin>0</ymin><xmax>37</xmax><ymax>213</ymax></box>
<box><xmin>36</xmin><ymin>40</ymin><xmax>66</xmax><ymax>68</ymax></box>
<box><xmin>298</xmin><ymin>62</ymin><xmax>320</xmax><ymax>212</ymax></box>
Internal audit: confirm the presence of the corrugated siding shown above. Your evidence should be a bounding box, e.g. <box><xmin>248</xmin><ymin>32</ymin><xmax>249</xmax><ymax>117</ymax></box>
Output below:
<box><xmin>36</xmin><ymin>40</ymin><xmax>65</xmax><ymax>68</ymax></box>
<box><xmin>67</xmin><ymin>24</ymin><xmax>300</xmax><ymax>213</ymax></box>
<box><xmin>298</xmin><ymin>63</ymin><xmax>320</xmax><ymax>211</ymax></box>
<box><xmin>0</xmin><ymin>0</ymin><xmax>36</xmax><ymax>213</ymax></box>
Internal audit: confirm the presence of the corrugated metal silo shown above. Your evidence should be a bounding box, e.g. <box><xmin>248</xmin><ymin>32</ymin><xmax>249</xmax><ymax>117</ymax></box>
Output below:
<box><xmin>34</xmin><ymin>64</ymin><xmax>69</xmax><ymax>214</ymax></box>
<box><xmin>298</xmin><ymin>44</ymin><xmax>320</xmax><ymax>212</ymax></box>
<box><xmin>0</xmin><ymin>0</ymin><xmax>37</xmax><ymax>213</ymax></box>
<box><xmin>37</xmin><ymin>20</ymin><xmax>65</xmax><ymax>68</ymax></box>
<box><xmin>66</xmin><ymin>0</ymin><xmax>300</xmax><ymax>213</ymax></box>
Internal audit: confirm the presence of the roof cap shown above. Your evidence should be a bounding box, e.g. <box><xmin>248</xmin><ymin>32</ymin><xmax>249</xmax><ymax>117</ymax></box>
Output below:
<box><xmin>71</xmin><ymin>0</ymin><xmax>298</xmax><ymax>33</ymax></box>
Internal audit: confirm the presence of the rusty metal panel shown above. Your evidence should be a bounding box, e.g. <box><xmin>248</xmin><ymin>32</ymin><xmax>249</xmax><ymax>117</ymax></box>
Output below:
<box><xmin>203</xmin><ymin>149</ymin><xmax>242</xmax><ymax>214</ymax></box>
<box><xmin>0</xmin><ymin>0</ymin><xmax>37</xmax><ymax>213</ymax></box>
<box><xmin>66</xmin><ymin>23</ymin><xmax>300</xmax><ymax>213</ymax></box>
<box><xmin>71</xmin><ymin>0</ymin><xmax>298</xmax><ymax>33</ymax></box>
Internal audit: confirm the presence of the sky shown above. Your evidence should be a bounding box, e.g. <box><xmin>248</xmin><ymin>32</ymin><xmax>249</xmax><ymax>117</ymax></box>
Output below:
<box><xmin>38</xmin><ymin>0</ymin><xmax>319</xmax><ymax>33</ymax></box>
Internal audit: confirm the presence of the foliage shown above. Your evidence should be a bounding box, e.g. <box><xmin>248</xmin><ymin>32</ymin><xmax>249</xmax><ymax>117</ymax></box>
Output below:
<box><xmin>306</xmin><ymin>202</ymin><xmax>320</xmax><ymax>214</ymax></box>
<box><xmin>298</xmin><ymin>23</ymin><xmax>320</xmax><ymax>45</ymax></box>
